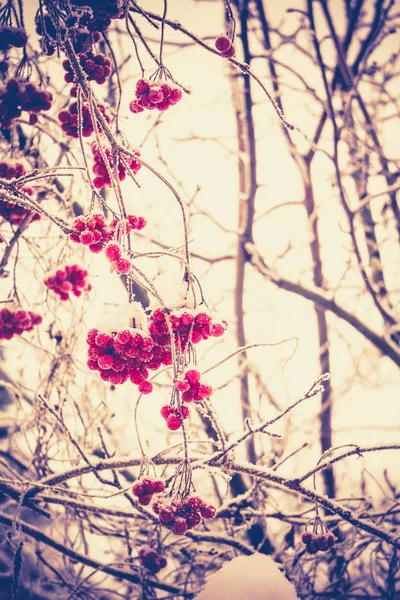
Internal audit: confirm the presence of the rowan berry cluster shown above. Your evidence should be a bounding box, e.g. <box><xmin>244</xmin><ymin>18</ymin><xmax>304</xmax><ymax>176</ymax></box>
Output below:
<box><xmin>86</xmin><ymin>327</ymin><xmax>172</xmax><ymax>388</ymax></box>
<box><xmin>63</xmin><ymin>52</ymin><xmax>111</xmax><ymax>85</ymax></box>
<box><xmin>160</xmin><ymin>404</ymin><xmax>190</xmax><ymax>431</ymax></box>
<box><xmin>44</xmin><ymin>265</ymin><xmax>91</xmax><ymax>301</ymax></box>
<box><xmin>0</xmin><ymin>26</ymin><xmax>28</xmax><ymax>51</ymax></box>
<box><xmin>0</xmin><ymin>308</ymin><xmax>42</xmax><ymax>340</ymax></box>
<box><xmin>152</xmin><ymin>494</ymin><xmax>216</xmax><ymax>535</ymax></box>
<box><xmin>36</xmin><ymin>13</ymin><xmax>101</xmax><ymax>55</ymax></box>
<box><xmin>129</xmin><ymin>79</ymin><xmax>183</xmax><ymax>114</ymax></box>
<box><xmin>73</xmin><ymin>0</ymin><xmax>125</xmax><ymax>32</ymax></box>
<box><xmin>70</xmin><ymin>213</ymin><xmax>145</xmax><ymax>256</ymax></box>
<box><xmin>0</xmin><ymin>161</ymin><xmax>40</xmax><ymax>226</ymax></box>
<box><xmin>301</xmin><ymin>531</ymin><xmax>337</xmax><ymax>554</ymax></box>
<box><xmin>0</xmin><ymin>201</ymin><xmax>40</xmax><ymax>227</ymax></box>
<box><xmin>176</xmin><ymin>368</ymin><xmax>213</xmax><ymax>403</ymax></box>
<box><xmin>149</xmin><ymin>308</ymin><xmax>227</xmax><ymax>349</ymax></box>
<box><xmin>90</xmin><ymin>143</ymin><xmax>141</xmax><ymax>189</ymax></box>
<box><xmin>58</xmin><ymin>101</ymin><xmax>110</xmax><ymax>138</ymax></box>
<box><xmin>69</xmin><ymin>213</ymin><xmax>113</xmax><ymax>253</ymax></box>
<box><xmin>138</xmin><ymin>546</ymin><xmax>167</xmax><ymax>574</ymax></box>
<box><xmin>132</xmin><ymin>478</ymin><xmax>166</xmax><ymax>506</ymax></box>
<box><xmin>215</xmin><ymin>35</ymin><xmax>235</xmax><ymax>58</ymax></box>
<box><xmin>0</xmin><ymin>79</ymin><xmax>53</xmax><ymax>128</ymax></box>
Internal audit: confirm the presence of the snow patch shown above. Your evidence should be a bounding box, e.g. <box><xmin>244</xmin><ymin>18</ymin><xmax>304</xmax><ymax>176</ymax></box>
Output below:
<box><xmin>194</xmin><ymin>553</ymin><xmax>299</xmax><ymax>600</ymax></box>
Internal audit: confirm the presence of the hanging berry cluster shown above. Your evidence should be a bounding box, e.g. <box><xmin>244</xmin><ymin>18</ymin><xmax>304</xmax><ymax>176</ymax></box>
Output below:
<box><xmin>70</xmin><ymin>213</ymin><xmax>145</xmax><ymax>255</ymax></box>
<box><xmin>0</xmin><ymin>161</ymin><xmax>40</xmax><ymax>227</ymax></box>
<box><xmin>215</xmin><ymin>35</ymin><xmax>235</xmax><ymax>58</ymax></box>
<box><xmin>44</xmin><ymin>265</ymin><xmax>91</xmax><ymax>301</ymax></box>
<box><xmin>63</xmin><ymin>52</ymin><xmax>111</xmax><ymax>85</ymax></box>
<box><xmin>58</xmin><ymin>101</ymin><xmax>110</xmax><ymax>138</ymax></box>
<box><xmin>160</xmin><ymin>404</ymin><xmax>190</xmax><ymax>431</ymax></box>
<box><xmin>73</xmin><ymin>0</ymin><xmax>125</xmax><ymax>32</ymax></box>
<box><xmin>302</xmin><ymin>530</ymin><xmax>337</xmax><ymax>554</ymax></box>
<box><xmin>86</xmin><ymin>327</ymin><xmax>172</xmax><ymax>388</ymax></box>
<box><xmin>90</xmin><ymin>143</ymin><xmax>141</xmax><ymax>189</ymax></box>
<box><xmin>149</xmin><ymin>308</ymin><xmax>227</xmax><ymax>349</ymax></box>
<box><xmin>139</xmin><ymin>546</ymin><xmax>167</xmax><ymax>574</ymax></box>
<box><xmin>0</xmin><ymin>79</ymin><xmax>53</xmax><ymax>128</ymax></box>
<box><xmin>176</xmin><ymin>368</ymin><xmax>213</xmax><ymax>403</ymax></box>
<box><xmin>0</xmin><ymin>308</ymin><xmax>42</xmax><ymax>340</ymax></box>
<box><xmin>152</xmin><ymin>494</ymin><xmax>217</xmax><ymax>535</ymax></box>
<box><xmin>0</xmin><ymin>26</ymin><xmax>27</xmax><ymax>51</ymax></box>
<box><xmin>132</xmin><ymin>478</ymin><xmax>166</xmax><ymax>506</ymax></box>
<box><xmin>36</xmin><ymin>13</ymin><xmax>101</xmax><ymax>56</ymax></box>
<box><xmin>129</xmin><ymin>79</ymin><xmax>183</xmax><ymax>114</ymax></box>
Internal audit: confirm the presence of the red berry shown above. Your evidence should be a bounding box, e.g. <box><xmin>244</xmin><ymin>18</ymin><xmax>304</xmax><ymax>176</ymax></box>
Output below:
<box><xmin>138</xmin><ymin>493</ymin><xmax>153</xmax><ymax>506</ymax></box>
<box><xmin>138</xmin><ymin>380</ymin><xmax>153</xmax><ymax>394</ymax></box>
<box><xmin>116</xmin><ymin>329</ymin><xmax>131</xmax><ymax>344</ymax></box>
<box><xmin>221</xmin><ymin>45</ymin><xmax>235</xmax><ymax>59</ymax></box>
<box><xmin>180</xmin><ymin>405</ymin><xmax>190</xmax><ymax>419</ymax></box>
<box><xmin>159</xmin><ymin>507</ymin><xmax>175</xmax><ymax>525</ymax></box>
<box><xmin>302</xmin><ymin>532</ymin><xmax>313</xmax><ymax>544</ymax></box>
<box><xmin>166</xmin><ymin>415</ymin><xmax>181</xmax><ymax>430</ymax></box>
<box><xmin>132</xmin><ymin>482</ymin><xmax>145</xmax><ymax>497</ymax></box>
<box><xmin>98</xmin><ymin>354</ymin><xmax>113</xmax><ymax>370</ymax></box>
<box><xmin>154</xmin><ymin>480</ymin><xmax>165</xmax><ymax>493</ymax></box>
<box><xmin>160</xmin><ymin>405</ymin><xmax>174</xmax><ymax>420</ymax></box>
<box><xmin>185</xmin><ymin>369</ymin><xmax>200</xmax><ymax>384</ymax></box>
<box><xmin>176</xmin><ymin>378</ymin><xmax>190</xmax><ymax>392</ymax></box>
<box><xmin>115</xmin><ymin>258</ymin><xmax>131</xmax><ymax>274</ymax></box>
<box><xmin>186</xmin><ymin>512</ymin><xmax>201</xmax><ymax>528</ymax></box>
<box><xmin>215</xmin><ymin>35</ymin><xmax>232</xmax><ymax>52</ymax></box>
<box><xmin>172</xmin><ymin>517</ymin><xmax>188</xmax><ymax>535</ymax></box>
<box><xmin>200</xmin><ymin>504</ymin><xmax>216</xmax><ymax>519</ymax></box>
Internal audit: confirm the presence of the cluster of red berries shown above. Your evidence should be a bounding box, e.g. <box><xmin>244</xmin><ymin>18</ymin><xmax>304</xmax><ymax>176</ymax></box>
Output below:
<box><xmin>0</xmin><ymin>161</ymin><xmax>40</xmax><ymax>227</ymax></box>
<box><xmin>129</xmin><ymin>79</ymin><xmax>183</xmax><ymax>114</ymax></box>
<box><xmin>36</xmin><ymin>12</ymin><xmax>101</xmax><ymax>56</ymax></box>
<box><xmin>152</xmin><ymin>494</ymin><xmax>216</xmax><ymax>535</ymax></box>
<box><xmin>90</xmin><ymin>143</ymin><xmax>141</xmax><ymax>189</ymax></box>
<box><xmin>0</xmin><ymin>161</ymin><xmax>25</xmax><ymax>180</ymax></box>
<box><xmin>0</xmin><ymin>201</ymin><xmax>40</xmax><ymax>227</ymax></box>
<box><xmin>74</xmin><ymin>0</ymin><xmax>125</xmax><ymax>32</ymax></box>
<box><xmin>0</xmin><ymin>79</ymin><xmax>53</xmax><ymax>128</ymax></box>
<box><xmin>0</xmin><ymin>26</ymin><xmax>28</xmax><ymax>52</ymax></box>
<box><xmin>302</xmin><ymin>531</ymin><xmax>337</xmax><ymax>554</ymax></box>
<box><xmin>138</xmin><ymin>546</ymin><xmax>167</xmax><ymax>574</ymax></box>
<box><xmin>0</xmin><ymin>307</ymin><xmax>42</xmax><ymax>340</ymax></box>
<box><xmin>86</xmin><ymin>327</ymin><xmax>172</xmax><ymax>388</ymax></box>
<box><xmin>70</xmin><ymin>213</ymin><xmax>145</xmax><ymax>255</ymax></box>
<box><xmin>132</xmin><ymin>477</ymin><xmax>166</xmax><ymax>506</ymax></box>
<box><xmin>215</xmin><ymin>35</ymin><xmax>235</xmax><ymax>59</ymax></box>
<box><xmin>70</xmin><ymin>213</ymin><xmax>112</xmax><ymax>253</ymax></box>
<box><xmin>44</xmin><ymin>264</ymin><xmax>91</xmax><ymax>301</ymax></box>
<box><xmin>160</xmin><ymin>404</ymin><xmax>190</xmax><ymax>431</ymax></box>
<box><xmin>176</xmin><ymin>368</ymin><xmax>213</xmax><ymax>403</ymax></box>
<box><xmin>58</xmin><ymin>101</ymin><xmax>110</xmax><ymax>138</ymax></box>
<box><xmin>63</xmin><ymin>52</ymin><xmax>111</xmax><ymax>85</ymax></box>
<box><xmin>149</xmin><ymin>308</ymin><xmax>227</xmax><ymax>349</ymax></box>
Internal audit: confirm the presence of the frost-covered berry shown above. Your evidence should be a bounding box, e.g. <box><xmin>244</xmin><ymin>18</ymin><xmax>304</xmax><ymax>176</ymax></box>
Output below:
<box><xmin>215</xmin><ymin>35</ymin><xmax>231</xmax><ymax>52</ymax></box>
<box><xmin>166</xmin><ymin>415</ymin><xmax>181</xmax><ymax>431</ymax></box>
<box><xmin>138</xmin><ymin>380</ymin><xmax>153</xmax><ymax>394</ymax></box>
<box><xmin>172</xmin><ymin>517</ymin><xmax>188</xmax><ymax>535</ymax></box>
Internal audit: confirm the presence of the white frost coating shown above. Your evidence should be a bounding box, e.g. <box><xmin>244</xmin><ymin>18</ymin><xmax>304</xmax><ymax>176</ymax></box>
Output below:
<box><xmin>194</xmin><ymin>554</ymin><xmax>299</xmax><ymax>600</ymax></box>
<box><xmin>93</xmin><ymin>301</ymin><xmax>148</xmax><ymax>332</ymax></box>
<box><xmin>149</xmin><ymin>271</ymin><xmax>194</xmax><ymax>310</ymax></box>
